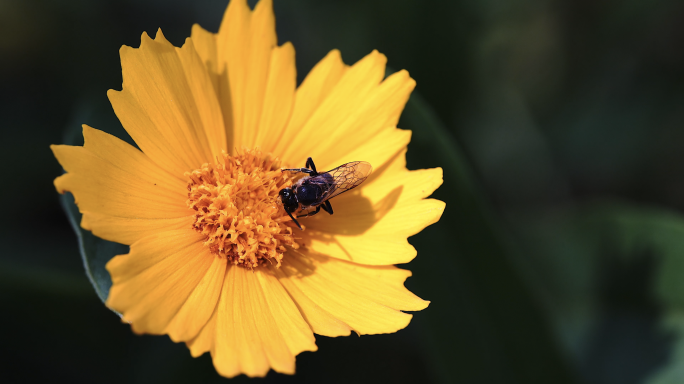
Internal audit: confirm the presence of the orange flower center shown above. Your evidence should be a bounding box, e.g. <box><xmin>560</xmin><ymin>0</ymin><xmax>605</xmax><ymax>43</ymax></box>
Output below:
<box><xmin>185</xmin><ymin>149</ymin><xmax>300</xmax><ymax>268</ymax></box>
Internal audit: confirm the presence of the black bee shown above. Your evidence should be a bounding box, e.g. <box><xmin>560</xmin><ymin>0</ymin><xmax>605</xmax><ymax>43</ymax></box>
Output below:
<box><xmin>279</xmin><ymin>157</ymin><xmax>373</xmax><ymax>230</ymax></box>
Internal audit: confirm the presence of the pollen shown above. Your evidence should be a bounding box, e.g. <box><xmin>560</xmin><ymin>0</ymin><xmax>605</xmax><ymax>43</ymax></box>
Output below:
<box><xmin>185</xmin><ymin>148</ymin><xmax>299</xmax><ymax>268</ymax></box>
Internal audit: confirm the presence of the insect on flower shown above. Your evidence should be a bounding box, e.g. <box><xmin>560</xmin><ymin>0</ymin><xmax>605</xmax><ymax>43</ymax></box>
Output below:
<box><xmin>280</xmin><ymin>157</ymin><xmax>372</xmax><ymax>230</ymax></box>
<box><xmin>50</xmin><ymin>0</ymin><xmax>444</xmax><ymax>377</ymax></box>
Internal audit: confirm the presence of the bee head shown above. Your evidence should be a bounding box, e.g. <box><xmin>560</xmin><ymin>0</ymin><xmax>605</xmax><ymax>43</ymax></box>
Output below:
<box><xmin>279</xmin><ymin>188</ymin><xmax>298</xmax><ymax>212</ymax></box>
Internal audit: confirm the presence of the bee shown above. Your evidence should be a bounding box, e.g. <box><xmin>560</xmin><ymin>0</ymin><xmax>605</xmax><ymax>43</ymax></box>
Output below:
<box><xmin>279</xmin><ymin>157</ymin><xmax>373</xmax><ymax>230</ymax></box>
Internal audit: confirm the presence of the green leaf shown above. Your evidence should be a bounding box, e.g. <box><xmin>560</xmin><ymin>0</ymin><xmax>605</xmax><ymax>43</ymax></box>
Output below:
<box><xmin>517</xmin><ymin>203</ymin><xmax>684</xmax><ymax>383</ymax></box>
<box><xmin>400</xmin><ymin>93</ymin><xmax>576</xmax><ymax>383</ymax></box>
<box><xmin>650</xmin><ymin>314</ymin><xmax>684</xmax><ymax>384</ymax></box>
<box><xmin>586</xmin><ymin>205</ymin><xmax>684</xmax><ymax>384</ymax></box>
<box><xmin>601</xmin><ymin>206</ymin><xmax>684</xmax><ymax>311</ymax></box>
<box><xmin>60</xmin><ymin>191</ymin><xmax>128</xmax><ymax>305</ymax></box>
<box><xmin>513</xmin><ymin>203</ymin><xmax>675</xmax><ymax>383</ymax></box>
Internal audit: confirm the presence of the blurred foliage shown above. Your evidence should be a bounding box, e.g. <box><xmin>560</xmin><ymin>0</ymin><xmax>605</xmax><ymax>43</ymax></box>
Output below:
<box><xmin>2</xmin><ymin>0</ymin><xmax>684</xmax><ymax>382</ymax></box>
<box><xmin>403</xmin><ymin>94</ymin><xmax>575</xmax><ymax>383</ymax></box>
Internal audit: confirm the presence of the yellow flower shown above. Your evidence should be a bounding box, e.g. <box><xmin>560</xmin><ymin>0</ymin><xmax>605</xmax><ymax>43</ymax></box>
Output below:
<box><xmin>51</xmin><ymin>0</ymin><xmax>444</xmax><ymax>378</ymax></box>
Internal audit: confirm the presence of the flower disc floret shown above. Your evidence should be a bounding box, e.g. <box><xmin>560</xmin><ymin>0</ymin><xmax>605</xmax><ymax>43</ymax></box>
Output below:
<box><xmin>185</xmin><ymin>148</ymin><xmax>299</xmax><ymax>268</ymax></box>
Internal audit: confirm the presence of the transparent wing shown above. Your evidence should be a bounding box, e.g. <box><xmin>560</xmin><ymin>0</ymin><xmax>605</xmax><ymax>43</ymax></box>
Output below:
<box><xmin>319</xmin><ymin>161</ymin><xmax>373</xmax><ymax>202</ymax></box>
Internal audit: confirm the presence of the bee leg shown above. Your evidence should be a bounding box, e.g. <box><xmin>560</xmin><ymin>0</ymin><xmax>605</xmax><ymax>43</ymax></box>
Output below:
<box><xmin>285</xmin><ymin>209</ymin><xmax>303</xmax><ymax>230</ymax></box>
<box><xmin>321</xmin><ymin>200</ymin><xmax>333</xmax><ymax>215</ymax></box>
<box><xmin>297</xmin><ymin>205</ymin><xmax>321</xmax><ymax>218</ymax></box>
<box><xmin>281</xmin><ymin>167</ymin><xmax>315</xmax><ymax>174</ymax></box>
<box><xmin>305</xmin><ymin>157</ymin><xmax>319</xmax><ymax>175</ymax></box>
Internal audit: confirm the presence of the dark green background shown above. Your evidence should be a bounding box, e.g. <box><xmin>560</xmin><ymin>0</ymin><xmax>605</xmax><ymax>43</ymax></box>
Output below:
<box><xmin>2</xmin><ymin>0</ymin><xmax>684</xmax><ymax>382</ymax></box>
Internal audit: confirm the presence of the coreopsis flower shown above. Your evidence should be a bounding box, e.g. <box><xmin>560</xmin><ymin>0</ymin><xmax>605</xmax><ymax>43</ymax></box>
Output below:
<box><xmin>51</xmin><ymin>0</ymin><xmax>444</xmax><ymax>378</ymax></box>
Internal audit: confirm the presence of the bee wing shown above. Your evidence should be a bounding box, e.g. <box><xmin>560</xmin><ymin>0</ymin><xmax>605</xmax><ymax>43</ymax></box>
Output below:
<box><xmin>320</xmin><ymin>161</ymin><xmax>373</xmax><ymax>201</ymax></box>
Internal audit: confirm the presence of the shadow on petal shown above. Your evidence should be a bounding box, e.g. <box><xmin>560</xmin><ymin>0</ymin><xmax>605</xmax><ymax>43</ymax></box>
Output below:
<box><xmin>279</xmin><ymin>248</ymin><xmax>324</xmax><ymax>278</ymax></box>
<box><xmin>301</xmin><ymin>185</ymin><xmax>402</xmax><ymax>238</ymax></box>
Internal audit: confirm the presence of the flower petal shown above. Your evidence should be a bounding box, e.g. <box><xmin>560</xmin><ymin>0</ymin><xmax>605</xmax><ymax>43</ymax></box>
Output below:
<box><xmin>253</xmin><ymin>42</ymin><xmax>296</xmax><ymax>152</ymax></box>
<box><xmin>185</xmin><ymin>259</ymin><xmax>319</xmax><ymax>367</ymax></box>
<box><xmin>186</xmin><ymin>305</ymin><xmax>218</xmax><ymax>358</ymax></box>
<box><xmin>189</xmin><ymin>24</ymin><xmax>219</xmax><ymax>92</ymax></box>
<box><xmin>80</xmin><ymin>124</ymin><xmax>185</xmax><ymax>189</ymax></box>
<box><xmin>330</xmin><ymin>128</ymin><xmax>411</xmax><ymax>181</ymax></box>
<box><xmin>213</xmin><ymin>266</ymin><xmax>315</xmax><ymax>377</ymax></box>
<box><xmin>106</xmin><ymin>229</ymin><xmax>214</xmax><ymax>335</ymax></box>
<box><xmin>165</xmin><ymin>256</ymin><xmax>227</xmax><ymax>342</ymax></box>
<box><xmin>80</xmin><ymin>213</ymin><xmax>191</xmax><ymax>246</ymax></box>
<box><xmin>277</xmin><ymin>50</ymin><xmax>414</xmax><ymax>171</ymax></box>
<box><xmin>302</xmin><ymin>166</ymin><xmax>445</xmax><ymax>265</ymax></box>
<box><xmin>255</xmin><ymin>267</ymin><xmax>318</xmax><ymax>357</ymax></box>
<box><xmin>312</xmin><ymin>69</ymin><xmax>415</xmax><ymax>171</ymax></box>
<box><xmin>272</xmin><ymin>49</ymin><xmax>347</xmax><ymax>160</ymax></box>
<box><xmin>190</xmin><ymin>24</ymin><xmax>234</xmax><ymax>151</ymax></box>
<box><xmin>51</xmin><ymin>126</ymin><xmax>191</xmax><ymax>244</ymax></box>
<box><xmin>217</xmin><ymin>0</ymin><xmax>278</xmax><ymax>150</ymax></box>
<box><xmin>270</xmin><ymin>262</ymin><xmax>353</xmax><ymax>337</ymax></box>
<box><xmin>276</xmin><ymin>50</ymin><xmax>385</xmax><ymax>165</ymax></box>
<box><xmin>275</xmin><ymin>249</ymin><xmax>428</xmax><ymax>336</ymax></box>
<box><xmin>109</xmin><ymin>30</ymin><xmax>225</xmax><ymax>176</ymax></box>
<box><xmin>176</xmin><ymin>37</ymin><xmax>227</xmax><ymax>159</ymax></box>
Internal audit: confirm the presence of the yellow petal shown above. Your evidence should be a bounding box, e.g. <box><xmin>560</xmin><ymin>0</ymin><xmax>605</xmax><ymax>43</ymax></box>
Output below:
<box><xmin>255</xmin><ymin>266</ymin><xmax>318</xmax><ymax>356</ymax></box>
<box><xmin>187</xmin><ymin>305</ymin><xmax>218</xmax><ymax>358</ymax></box>
<box><xmin>53</xmin><ymin>155</ymin><xmax>184</xmax><ymax>218</ymax></box>
<box><xmin>277</xmin><ymin>50</ymin><xmax>414</xmax><ymax>171</ymax></box>
<box><xmin>327</xmin><ymin>128</ymin><xmax>411</xmax><ymax>181</ymax></box>
<box><xmin>311</xmin><ymin>69</ymin><xmax>415</xmax><ymax>170</ymax></box>
<box><xmin>186</xmin><ymin>257</ymin><xmax>318</xmax><ymax>367</ymax></box>
<box><xmin>276</xmin><ymin>249</ymin><xmax>428</xmax><ymax>336</ymax></box>
<box><xmin>176</xmin><ymin>37</ymin><xmax>227</xmax><ymax>159</ymax></box>
<box><xmin>253</xmin><ymin>42</ymin><xmax>297</xmax><ymax>152</ymax></box>
<box><xmin>106</xmin><ymin>229</ymin><xmax>214</xmax><ymax>335</ymax></box>
<box><xmin>217</xmin><ymin>0</ymin><xmax>278</xmax><ymax>150</ymax></box>
<box><xmin>189</xmin><ymin>24</ymin><xmax>219</xmax><ymax>91</ymax></box>
<box><xmin>107</xmin><ymin>88</ymin><xmax>187</xmax><ymax>177</ymax></box>
<box><xmin>213</xmin><ymin>266</ymin><xmax>314</xmax><ymax>378</ymax></box>
<box><xmin>80</xmin><ymin>213</ymin><xmax>191</xmax><ymax>246</ymax></box>
<box><xmin>110</xmin><ymin>30</ymin><xmax>225</xmax><ymax>176</ymax></box>
<box><xmin>360</xmin><ymin>161</ymin><xmax>445</xmax><ymax>206</ymax></box>
<box><xmin>270</xmin><ymin>262</ymin><xmax>353</xmax><ymax>337</ymax></box>
<box><xmin>52</xmin><ymin>125</ymin><xmax>191</xmax><ymax>244</ymax></box>
<box><xmin>190</xmin><ymin>24</ymin><xmax>234</xmax><ymax>151</ymax></box>
<box><xmin>277</xmin><ymin>50</ymin><xmax>386</xmax><ymax>165</ymax></box>
<box><xmin>301</xmin><ymin>166</ymin><xmax>445</xmax><ymax>265</ymax></box>
<box><xmin>165</xmin><ymin>256</ymin><xmax>227</xmax><ymax>342</ymax></box>
<box><xmin>51</xmin><ymin>127</ymin><xmax>191</xmax><ymax>245</ymax></box>
<box><xmin>80</xmin><ymin>124</ymin><xmax>185</xmax><ymax>187</ymax></box>
<box><xmin>272</xmin><ymin>49</ymin><xmax>347</xmax><ymax>158</ymax></box>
